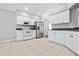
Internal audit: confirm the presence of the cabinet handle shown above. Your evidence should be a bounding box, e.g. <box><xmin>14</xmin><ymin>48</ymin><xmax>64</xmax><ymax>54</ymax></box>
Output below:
<box><xmin>70</xmin><ymin>35</ymin><xmax>73</xmax><ymax>38</ymax></box>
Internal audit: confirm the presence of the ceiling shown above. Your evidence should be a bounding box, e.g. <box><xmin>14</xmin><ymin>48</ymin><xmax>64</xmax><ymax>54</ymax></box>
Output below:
<box><xmin>0</xmin><ymin>3</ymin><xmax>68</xmax><ymax>15</ymax></box>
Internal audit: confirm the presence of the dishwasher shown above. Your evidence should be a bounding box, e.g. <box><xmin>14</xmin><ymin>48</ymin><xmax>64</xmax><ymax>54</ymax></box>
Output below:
<box><xmin>16</xmin><ymin>28</ymin><xmax>24</xmax><ymax>40</ymax></box>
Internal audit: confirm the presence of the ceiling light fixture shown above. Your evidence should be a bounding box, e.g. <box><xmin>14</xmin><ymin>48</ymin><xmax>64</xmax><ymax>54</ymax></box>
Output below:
<box><xmin>25</xmin><ymin>7</ymin><xmax>28</xmax><ymax>10</ymax></box>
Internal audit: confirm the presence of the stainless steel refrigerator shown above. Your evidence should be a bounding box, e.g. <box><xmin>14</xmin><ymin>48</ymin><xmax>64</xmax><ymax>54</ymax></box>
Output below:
<box><xmin>35</xmin><ymin>21</ymin><xmax>44</xmax><ymax>38</ymax></box>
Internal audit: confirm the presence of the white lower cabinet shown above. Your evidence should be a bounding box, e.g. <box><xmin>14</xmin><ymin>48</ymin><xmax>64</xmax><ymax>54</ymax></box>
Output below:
<box><xmin>55</xmin><ymin>31</ymin><xmax>65</xmax><ymax>45</ymax></box>
<box><xmin>48</xmin><ymin>30</ymin><xmax>65</xmax><ymax>45</ymax></box>
<box><xmin>16</xmin><ymin>30</ymin><xmax>24</xmax><ymax>40</ymax></box>
<box><xmin>48</xmin><ymin>30</ymin><xmax>79</xmax><ymax>55</ymax></box>
<box><xmin>65</xmin><ymin>31</ymin><xmax>74</xmax><ymax>50</ymax></box>
<box><xmin>73</xmin><ymin>32</ymin><xmax>79</xmax><ymax>55</ymax></box>
<box><xmin>31</xmin><ymin>30</ymin><xmax>36</xmax><ymax>38</ymax></box>
<box><xmin>48</xmin><ymin>31</ymin><xmax>55</xmax><ymax>42</ymax></box>
<box><xmin>65</xmin><ymin>31</ymin><xmax>79</xmax><ymax>55</ymax></box>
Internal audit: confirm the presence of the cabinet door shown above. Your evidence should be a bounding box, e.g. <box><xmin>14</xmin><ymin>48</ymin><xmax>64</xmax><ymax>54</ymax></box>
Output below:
<box><xmin>52</xmin><ymin>15</ymin><xmax>56</xmax><ymax>24</ymax></box>
<box><xmin>32</xmin><ymin>30</ymin><xmax>36</xmax><ymax>38</ymax></box>
<box><xmin>77</xmin><ymin>15</ymin><xmax>79</xmax><ymax>27</ymax></box>
<box><xmin>65</xmin><ymin>31</ymin><xmax>73</xmax><ymax>49</ymax></box>
<box><xmin>17</xmin><ymin>15</ymin><xmax>26</xmax><ymax>24</ymax></box>
<box><xmin>16</xmin><ymin>30</ymin><xmax>24</xmax><ymax>40</ymax></box>
<box><xmin>30</xmin><ymin>19</ymin><xmax>35</xmax><ymax>25</ymax></box>
<box><xmin>57</xmin><ymin>13</ymin><xmax>63</xmax><ymax>24</ymax></box>
<box><xmin>63</xmin><ymin>10</ymin><xmax>70</xmax><ymax>23</ymax></box>
<box><xmin>55</xmin><ymin>31</ymin><xmax>65</xmax><ymax>45</ymax></box>
<box><xmin>57</xmin><ymin>10</ymin><xmax>70</xmax><ymax>24</ymax></box>
<box><xmin>54</xmin><ymin>14</ymin><xmax>62</xmax><ymax>24</ymax></box>
<box><xmin>73</xmin><ymin>32</ymin><xmax>79</xmax><ymax>55</ymax></box>
<box><xmin>48</xmin><ymin>31</ymin><xmax>55</xmax><ymax>42</ymax></box>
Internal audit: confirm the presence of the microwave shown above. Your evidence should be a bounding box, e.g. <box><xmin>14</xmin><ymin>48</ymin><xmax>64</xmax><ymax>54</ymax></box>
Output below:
<box><xmin>24</xmin><ymin>22</ymin><xmax>29</xmax><ymax>24</ymax></box>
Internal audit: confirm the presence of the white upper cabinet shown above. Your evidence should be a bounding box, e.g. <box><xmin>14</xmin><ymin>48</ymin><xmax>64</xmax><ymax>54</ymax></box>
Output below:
<box><xmin>65</xmin><ymin>31</ymin><xmax>79</xmax><ymax>55</ymax></box>
<box><xmin>66</xmin><ymin>3</ymin><xmax>79</xmax><ymax>28</ymax></box>
<box><xmin>48</xmin><ymin>4</ymin><xmax>76</xmax><ymax>25</ymax></box>
<box><xmin>50</xmin><ymin>10</ymin><xmax>70</xmax><ymax>24</ymax></box>
<box><xmin>62</xmin><ymin>10</ymin><xmax>70</xmax><ymax>23</ymax></box>
<box><xmin>17</xmin><ymin>15</ymin><xmax>26</xmax><ymax>24</ymax></box>
<box><xmin>16</xmin><ymin>15</ymin><xmax>40</xmax><ymax>25</ymax></box>
<box><xmin>71</xmin><ymin>7</ymin><xmax>79</xmax><ymax>27</ymax></box>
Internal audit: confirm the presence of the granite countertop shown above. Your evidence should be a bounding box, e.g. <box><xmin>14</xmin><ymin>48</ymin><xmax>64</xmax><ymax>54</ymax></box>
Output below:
<box><xmin>16</xmin><ymin>28</ymin><xmax>23</xmax><ymax>30</ymax></box>
<box><xmin>49</xmin><ymin>27</ymin><xmax>79</xmax><ymax>32</ymax></box>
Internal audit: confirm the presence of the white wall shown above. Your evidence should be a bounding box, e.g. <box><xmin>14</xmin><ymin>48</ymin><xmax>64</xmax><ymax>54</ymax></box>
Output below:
<box><xmin>0</xmin><ymin>9</ymin><xmax>16</xmax><ymax>40</ymax></box>
<box><xmin>42</xmin><ymin>12</ymin><xmax>50</xmax><ymax>36</ymax></box>
<box><xmin>42</xmin><ymin>18</ymin><xmax>49</xmax><ymax>36</ymax></box>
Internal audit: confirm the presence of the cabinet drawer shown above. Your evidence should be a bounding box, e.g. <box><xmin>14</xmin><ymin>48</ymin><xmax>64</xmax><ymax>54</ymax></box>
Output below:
<box><xmin>65</xmin><ymin>31</ymin><xmax>74</xmax><ymax>49</ymax></box>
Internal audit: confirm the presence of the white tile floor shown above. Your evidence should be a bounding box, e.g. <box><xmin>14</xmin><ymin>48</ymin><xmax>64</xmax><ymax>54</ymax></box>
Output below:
<box><xmin>0</xmin><ymin>37</ymin><xmax>75</xmax><ymax>56</ymax></box>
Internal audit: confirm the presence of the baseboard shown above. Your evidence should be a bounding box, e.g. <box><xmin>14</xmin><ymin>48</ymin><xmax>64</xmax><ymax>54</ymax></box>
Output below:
<box><xmin>0</xmin><ymin>39</ymin><xmax>17</xmax><ymax>43</ymax></box>
<box><xmin>0</xmin><ymin>38</ymin><xmax>37</xmax><ymax>43</ymax></box>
